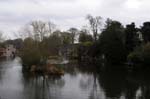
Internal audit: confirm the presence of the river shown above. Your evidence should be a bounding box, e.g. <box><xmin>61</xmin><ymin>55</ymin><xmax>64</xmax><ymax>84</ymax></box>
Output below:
<box><xmin>0</xmin><ymin>57</ymin><xmax>149</xmax><ymax>99</ymax></box>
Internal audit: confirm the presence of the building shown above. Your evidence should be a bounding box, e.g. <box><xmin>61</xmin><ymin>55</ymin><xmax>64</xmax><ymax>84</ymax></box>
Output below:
<box><xmin>0</xmin><ymin>45</ymin><xmax>16</xmax><ymax>58</ymax></box>
<box><xmin>0</xmin><ymin>48</ymin><xmax>6</xmax><ymax>57</ymax></box>
<box><xmin>5</xmin><ymin>45</ymin><xmax>16</xmax><ymax>57</ymax></box>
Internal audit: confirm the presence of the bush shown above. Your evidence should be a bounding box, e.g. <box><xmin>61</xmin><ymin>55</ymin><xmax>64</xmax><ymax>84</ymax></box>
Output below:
<box><xmin>128</xmin><ymin>43</ymin><xmax>150</xmax><ymax>65</ymax></box>
<box><xmin>128</xmin><ymin>51</ymin><xmax>143</xmax><ymax>63</ymax></box>
<box><xmin>81</xmin><ymin>41</ymin><xmax>93</xmax><ymax>47</ymax></box>
<box><xmin>143</xmin><ymin>43</ymin><xmax>150</xmax><ymax>64</ymax></box>
<box><xmin>21</xmin><ymin>48</ymin><xmax>41</xmax><ymax>67</ymax></box>
<box><xmin>21</xmin><ymin>38</ymin><xmax>44</xmax><ymax>69</ymax></box>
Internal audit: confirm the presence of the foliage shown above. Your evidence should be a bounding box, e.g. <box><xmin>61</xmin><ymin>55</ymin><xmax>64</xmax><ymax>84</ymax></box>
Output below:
<box><xmin>141</xmin><ymin>22</ymin><xmax>150</xmax><ymax>43</ymax></box>
<box><xmin>79</xmin><ymin>31</ymin><xmax>93</xmax><ymax>43</ymax></box>
<box><xmin>43</xmin><ymin>31</ymin><xmax>62</xmax><ymax>56</ymax></box>
<box><xmin>61</xmin><ymin>32</ymin><xmax>72</xmax><ymax>45</ymax></box>
<box><xmin>0</xmin><ymin>31</ymin><xmax>4</xmax><ymax>43</ymax></box>
<box><xmin>128</xmin><ymin>43</ymin><xmax>150</xmax><ymax>65</ymax></box>
<box><xmin>68</xmin><ymin>27</ymin><xmax>78</xmax><ymax>44</ymax></box>
<box><xmin>78</xmin><ymin>41</ymin><xmax>93</xmax><ymax>61</ymax></box>
<box><xmin>99</xmin><ymin>20</ymin><xmax>126</xmax><ymax>64</ymax></box>
<box><xmin>21</xmin><ymin>30</ymin><xmax>63</xmax><ymax>68</ymax></box>
<box><xmin>4</xmin><ymin>38</ymin><xmax>23</xmax><ymax>50</ymax></box>
<box><xmin>127</xmin><ymin>46</ymin><xmax>143</xmax><ymax>63</ymax></box>
<box><xmin>143</xmin><ymin>43</ymin><xmax>150</xmax><ymax>64</ymax></box>
<box><xmin>15</xmin><ymin>18</ymin><xmax>150</xmax><ymax>68</ymax></box>
<box><xmin>21</xmin><ymin>38</ymin><xmax>42</xmax><ymax>68</ymax></box>
<box><xmin>125</xmin><ymin>23</ymin><xmax>139</xmax><ymax>53</ymax></box>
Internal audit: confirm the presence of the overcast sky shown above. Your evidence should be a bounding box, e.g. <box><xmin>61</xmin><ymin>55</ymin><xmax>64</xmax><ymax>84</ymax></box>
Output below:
<box><xmin>0</xmin><ymin>0</ymin><xmax>150</xmax><ymax>38</ymax></box>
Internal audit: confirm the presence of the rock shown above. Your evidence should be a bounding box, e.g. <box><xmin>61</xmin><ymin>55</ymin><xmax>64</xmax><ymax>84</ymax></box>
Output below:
<box><xmin>29</xmin><ymin>64</ymin><xmax>64</xmax><ymax>76</ymax></box>
<box><xmin>46</xmin><ymin>64</ymin><xmax>64</xmax><ymax>75</ymax></box>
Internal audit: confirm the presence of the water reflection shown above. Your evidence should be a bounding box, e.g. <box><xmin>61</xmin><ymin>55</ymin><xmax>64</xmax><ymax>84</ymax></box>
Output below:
<box><xmin>0</xmin><ymin>57</ymin><xmax>24</xmax><ymax>99</ymax></box>
<box><xmin>99</xmin><ymin>67</ymin><xmax>127</xmax><ymax>98</ymax></box>
<box><xmin>97</xmin><ymin>64</ymin><xmax>150</xmax><ymax>99</ymax></box>
<box><xmin>0</xmin><ymin>58</ymin><xmax>150</xmax><ymax>99</ymax></box>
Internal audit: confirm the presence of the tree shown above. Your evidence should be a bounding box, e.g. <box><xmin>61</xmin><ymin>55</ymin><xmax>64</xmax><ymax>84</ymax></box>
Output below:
<box><xmin>68</xmin><ymin>27</ymin><xmax>78</xmax><ymax>44</ymax></box>
<box><xmin>42</xmin><ymin>31</ymin><xmax>62</xmax><ymax>56</ymax></box>
<box><xmin>47</xmin><ymin>21</ymin><xmax>56</xmax><ymax>35</ymax></box>
<box><xmin>21</xmin><ymin>37</ymin><xmax>41</xmax><ymax>67</ymax></box>
<box><xmin>0</xmin><ymin>32</ymin><xmax>4</xmax><ymax>47</ymax></box>
<box><xmin>128</xmin><ymin>43</ymin><xmax>150</xmax><ymax>65</ymax></box>
<box><xmin>19</xmin><ymin>20</ymin><xmax>56</xmax><ymax>41</ymax></box>
<box><xmin>13</xmin><ymin>38</ymin><xmax>23</xmax><ymax>49</ymax></box>
<box><xmin>79</xmin><ymin>30</ymin><xmax>93</xmax><ymax>43</ymax></box>
<box><xmin>78</xmin><ymin>41</ymin><xmax>93</xmax><ymax>62</ymax></box>
<box><xmin>100</xmin><ymin>20</ymin><xmax>126</xmax><ymax>64</ymax></box>
<box><xmin>4</xmin><ymin>38</ymin><xmax>23</xmax><ymax>50</ymax></box>
<box><xmin>141</xmin><ymin>22</ymin><xmax>150</xmax><ymax>43</ymax></box>
<box><xmin>0</xmin><ymin>31</ymin><xmax>4</xmax><ymax>43</ymax></box>
<box><xmin>61</xmin><ymin>31</ymin><xmax>72</xmax><ymax>45</ymax></box>
<box><xmin>86</xmin><ymin>14</ymin><xmax>102</xmax><ymax>41</ymax></box>
<box><xmin>30</xmin><ymin>21</ymin><xmax>47</xmax><ymax>41</ymax></box>
<box><xmin>20</xmin><ymin>20</ymin><xmax>57</xmax><ymax>68</ymax></box>
<box><xmin>125</xmin><ymin>22</ymin><xmax>139</xmax><ymax>53</ymax></box>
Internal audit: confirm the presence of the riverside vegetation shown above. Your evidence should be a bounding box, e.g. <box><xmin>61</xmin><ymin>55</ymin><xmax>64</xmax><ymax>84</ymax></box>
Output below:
<box><xmin>1</xmin><ymin>15</ymin><xmax>150</xmax><ymax>75</ymax></box>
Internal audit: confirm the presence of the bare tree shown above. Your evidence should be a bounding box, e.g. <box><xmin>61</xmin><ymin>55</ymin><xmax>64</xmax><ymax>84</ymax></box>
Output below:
<box><xmin>31</xmin><ymin>20</ymin><xmax>56</xmax><ymax>41</ymax></box>
<box><xmin>17</xmin><ymin>20</ymin><xmax>56</xmax><ymax>41</ymax></box>
<box><xmin>47</xmin><ymin>21</ymin><xmax>56</xmax><ymax>36</ymax></box>
<box><xmin>31</xmin><ymin>21</ymin><xmax>47</xmax><ymax>41</ymax></box>
<box><xmin>86</xmin><ymin>14</ymin><xmax>102</xmax><ymax>41</ymax></box>
<box><xmin>15</xmin><ymin>24</ymin><xmax>34</xmax><ymax>39</ymax></box>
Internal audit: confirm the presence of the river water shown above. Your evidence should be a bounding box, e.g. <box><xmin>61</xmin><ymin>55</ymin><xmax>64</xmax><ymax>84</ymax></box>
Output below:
<box><xmin>0</xmin><ymin>57</ymin><xmax>149</xmax><ymax>99</ymax></box>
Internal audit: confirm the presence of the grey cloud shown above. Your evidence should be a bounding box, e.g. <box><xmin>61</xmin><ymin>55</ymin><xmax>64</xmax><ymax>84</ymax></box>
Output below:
<box><xmin>0</xmin><ymin>0</ymin><xmax>150</xmax><ymax>38</ymax></box>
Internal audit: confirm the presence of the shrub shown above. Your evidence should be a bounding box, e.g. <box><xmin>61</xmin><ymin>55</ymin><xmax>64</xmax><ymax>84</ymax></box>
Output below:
<box><xmin>21</xmin><ymin>38</ymin><xmax>43</xmax><ymax>69</ymax></box>
<box><xmin>21</xmin><ymin>48</ymin><xmax>41</xmax><ymax>67</ymax></box>
<box><xmin>128</xmin><ymin>42</ymin><xmax>150</xmax><ymax>65</ymax></box>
